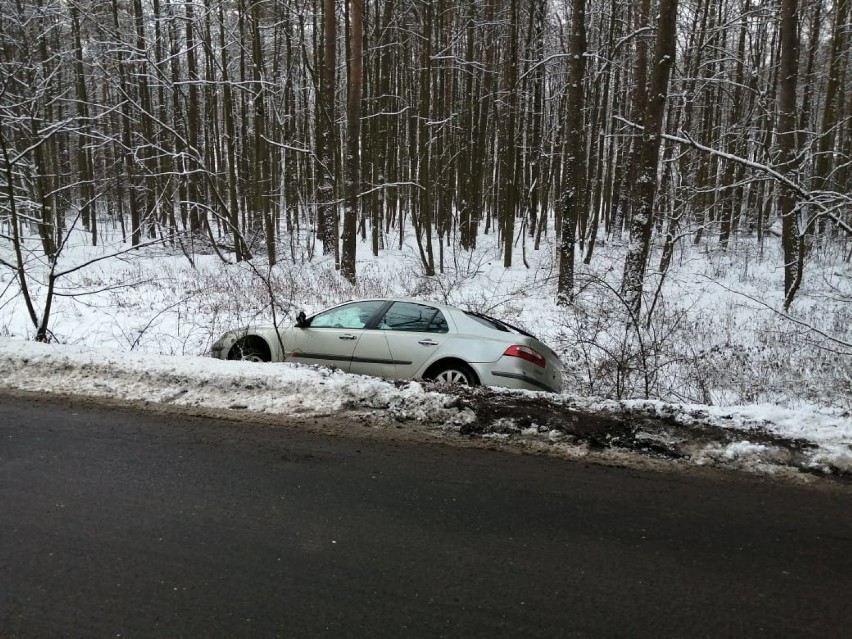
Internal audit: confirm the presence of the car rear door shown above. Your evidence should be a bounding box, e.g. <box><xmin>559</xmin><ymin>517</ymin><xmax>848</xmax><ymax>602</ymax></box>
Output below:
<box><xmin>377</xmin><ymin>301</ymin><xmax>450</xmax><ymax>378</ymax></box>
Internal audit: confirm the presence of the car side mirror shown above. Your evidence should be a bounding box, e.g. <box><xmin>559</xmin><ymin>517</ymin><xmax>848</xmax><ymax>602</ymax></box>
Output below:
<box><xmin>295</xmin><ymin>310</ymin><xmax>307</xmax><ymax>328</ymax></box>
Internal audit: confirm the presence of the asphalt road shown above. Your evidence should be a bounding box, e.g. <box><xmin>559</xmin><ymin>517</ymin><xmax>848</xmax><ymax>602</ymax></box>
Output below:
<box><xmin>1</xmin><ymin>393</ymin><xmax>851</xmax><ymax>638</ymax></box>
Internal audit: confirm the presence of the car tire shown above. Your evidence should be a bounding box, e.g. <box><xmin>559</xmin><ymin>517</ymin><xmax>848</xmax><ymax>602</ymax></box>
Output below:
<box><xmin>227</xmin><ymin>337</ymin><xmax>271</xmax><ymax>362</ymax></box>
<box><xmin>425</xmin><ymin>361</ymin><xmax>479</xmax><ymax>386</ymax></box>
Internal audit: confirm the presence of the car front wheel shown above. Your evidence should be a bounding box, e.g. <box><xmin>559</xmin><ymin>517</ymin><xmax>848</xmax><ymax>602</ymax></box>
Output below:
<box><xmin>228</xmin><ymin>337</ymin><xmax>271</xmax><ymax>362</ymax></box>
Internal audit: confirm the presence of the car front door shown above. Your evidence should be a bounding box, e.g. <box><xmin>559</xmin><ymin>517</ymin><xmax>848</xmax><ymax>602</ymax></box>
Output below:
<box><xmin>377</xmin><ymin>301</ymin><xmax>450</xmax><ymax>378</ymax></box>
<box><xmin>350</xmin><ymin>330</ymin><xmax>396</xmax><ymax>379</ymax></box>
<box><xmin>286</xmin><ymin>300</ymin><xmax>387</xmax><ymax>372</ymax></box>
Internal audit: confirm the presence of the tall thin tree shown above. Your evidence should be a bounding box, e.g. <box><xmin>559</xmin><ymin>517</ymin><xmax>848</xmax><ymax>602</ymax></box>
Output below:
<box><xmin>557</xmin><ymin>0</ymin><xmax>587</xmax><ymax>304</ymax></box>
<box><xmin>341</xmin><ymin>0</ymin><xmax>364</xmax><ymax>282</ymax></box>
<box><xmin>778</xmin><ymin>0</ymin><xmax>802</xmax><ymax>308</ymax></box>
<box><xmin>620</xmin><ymin>0</ymin><xmax>679</xmax><ymax>317</ymax></box>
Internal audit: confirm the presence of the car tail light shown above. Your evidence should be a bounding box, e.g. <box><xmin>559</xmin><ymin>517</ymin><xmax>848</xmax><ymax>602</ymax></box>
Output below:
<box><xmin>503</xmin><ymin>345</ymin><xmax>546</xmax><ymax>368</ymax></box>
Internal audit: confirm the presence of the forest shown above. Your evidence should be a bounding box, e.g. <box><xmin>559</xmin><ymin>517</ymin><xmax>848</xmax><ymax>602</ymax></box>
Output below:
<box><xmin>1</xmin><ymin>0</ymin><xmax>850</xmax><ymax>407</ymax></box>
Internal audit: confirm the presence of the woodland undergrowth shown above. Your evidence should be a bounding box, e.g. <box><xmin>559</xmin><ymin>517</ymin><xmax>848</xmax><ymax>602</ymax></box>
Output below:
<box><xmin>1</xmin><ymin>228</ymin><xmax>849</xmax><ymax>411</ymax></box>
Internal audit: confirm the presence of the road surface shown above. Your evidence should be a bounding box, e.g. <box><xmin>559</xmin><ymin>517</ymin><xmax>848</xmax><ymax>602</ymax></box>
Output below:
<box><xmin>1</xmin><ymin>393</ymin><xmax>851</xmax><ymax>637</ymax></box>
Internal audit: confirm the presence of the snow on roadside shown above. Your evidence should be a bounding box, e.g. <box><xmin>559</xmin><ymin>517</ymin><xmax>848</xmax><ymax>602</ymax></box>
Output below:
<box><xmin>0</xmin><ymin>338</ymin><xmax>473</xmax><ymax>427</ymax></box>
<box><xmin>616</xmin><ymin>398</ymin><xmax>852</xmax><ymax>473</ymax></box>
<box><xmin>1</xmin><ymin>337</ymin><xmax>850</xmax><ymax>477</ymax></box>
<box><xmin>552</xmin><ymin>396</ymin><xmax>852</xmax><ymax>475</ymax></box>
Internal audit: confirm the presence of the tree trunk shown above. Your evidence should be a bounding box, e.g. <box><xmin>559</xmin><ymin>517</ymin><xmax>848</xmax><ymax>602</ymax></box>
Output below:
<box><xmin>813</xmin><ymin>0</ymin><xmax>849</xmax><ymax>193</ymax></box>
<box><xmin>415</xmin><ymin>1</ymin><xmax>435</xmax><ymax>275</ymax></box>
<box><xmin>112</xmin><ymin>0</ymin><xmax>137</xmax><ymax>246</ymax></box>
<box><xmin>184</xmin><ymin>0</ymin><xmax>202</xmax><ymax>235</ymax></box>
<box><xmin>69</xmin><ymin>5</ymin><xmax>96</xmax><ymax>243</ymax></box>
<box><xmin>317</xmin><ymin>0</ymin><xmax>339</xmax><ymax>262</ymax></box>
<box><xmin>499</xmin><ymin>0</ymin><xmax>519</xmax><ymax>269</ymax></box>
<box><xmin>620</xmin><ymin>0</ymin><xmax>679</xmax><ymax>318</ymax></box>
<box><xmin>341</xmin><ymin>0</ymin><xmax>363</xmax><ymax>283</ymax></box>
<box><xmin>778</xmin><ymin>0</ymin><xmax>802</xmax><ymax>308</ymax></box>
<box><xmin>557</xmin><ymin>0</ymin><xmax>587</xmax><ymax>304</ymax></box>
<box><xmin>218</xmin><ymin>0</ymin><xmax>249</xmax><ymax>260</ymax></box>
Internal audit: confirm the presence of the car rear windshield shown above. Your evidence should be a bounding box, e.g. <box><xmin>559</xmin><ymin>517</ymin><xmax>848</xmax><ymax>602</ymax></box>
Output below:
<box><xmin>464</xmin><ymin>311</ymin><xmax>538</xmax><ymax>340</ymax></box>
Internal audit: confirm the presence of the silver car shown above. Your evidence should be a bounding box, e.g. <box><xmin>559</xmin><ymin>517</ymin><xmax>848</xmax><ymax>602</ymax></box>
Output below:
<box><xmin>211</xmin><ymin>299</ymin><xmax>563</xmax><ymax>393</ymax></box>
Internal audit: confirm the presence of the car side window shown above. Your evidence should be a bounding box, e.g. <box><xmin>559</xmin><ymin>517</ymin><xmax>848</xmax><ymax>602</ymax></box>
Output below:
<box><xmin>309</xmin><ymin>301</ymin><xmax>385</xmax><ymax>329</ymax></box>
<box><xmin>379</xmin><ymin>302</ymin><xmax>448</xmax><ymax>333</ymax></box>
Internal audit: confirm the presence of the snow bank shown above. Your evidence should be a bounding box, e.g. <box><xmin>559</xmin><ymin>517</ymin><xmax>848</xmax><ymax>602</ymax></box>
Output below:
<box><xmin>0</xmin><ymin>338</ymin><xmax>473</xmax><ymax>427</ymax></box>
<box><xmin>1</xmin><ymin>337</ymin><xmax>850</xmax><ymax>478</ymax></box>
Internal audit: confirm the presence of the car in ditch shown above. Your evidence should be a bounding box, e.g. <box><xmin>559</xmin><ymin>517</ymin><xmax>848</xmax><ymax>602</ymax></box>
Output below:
<box><xmin>210</xmin><ymin>298</ymin><xmax>563</xmax><ymax>393</ymax></box>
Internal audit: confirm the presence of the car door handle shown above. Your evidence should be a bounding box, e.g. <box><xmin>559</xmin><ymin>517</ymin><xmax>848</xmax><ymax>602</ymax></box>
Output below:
<box><xmin>339</xmin><ymin>334</ymin><xmax>358</xmax><ymax>341</ymax></box>
<box><xmin>418</xmin><ymin>339</ymin><xmax>439</xmax><ymax>346</ymax></box>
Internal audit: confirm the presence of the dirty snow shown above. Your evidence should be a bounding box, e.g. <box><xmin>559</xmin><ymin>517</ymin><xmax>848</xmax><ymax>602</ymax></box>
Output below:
<box><xmin>2</xmin><ymin>224</ymin><xmax>850</xmax><ymax>480</ymax></box>
<box><xmin>1</xmin><ymin>337</ymin><xmax>850</xmax><ymax>478</ymax></box>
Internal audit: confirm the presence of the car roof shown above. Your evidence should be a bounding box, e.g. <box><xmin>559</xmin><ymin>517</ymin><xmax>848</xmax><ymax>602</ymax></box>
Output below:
<box><xmin>331</xmin><ymin>297</ymin><xmax>459</xmax><ymax>311</ymax></box>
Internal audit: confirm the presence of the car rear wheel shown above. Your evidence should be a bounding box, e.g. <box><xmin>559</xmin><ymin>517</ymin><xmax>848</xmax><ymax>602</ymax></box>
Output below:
<box><xmin>227</xmin><ymin>337</ymin><xmax>271</xmax><ymax>362</ymax></box>
<box><xmin>426</xmin><ymin>361</ymin><xmax>479</xmax><ymax>386</ymax></box>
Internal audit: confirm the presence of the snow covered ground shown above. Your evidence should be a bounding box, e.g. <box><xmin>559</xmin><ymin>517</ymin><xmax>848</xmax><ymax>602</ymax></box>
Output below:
<box><xmin>1</xmin><ymin>224</ymin><xmax>850</xmax><ymax>480</ymax></box>
<box><xmin>1</xmin><ymin>337</ymin><xmax>849</xmax><ymax>478</ymax></box>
